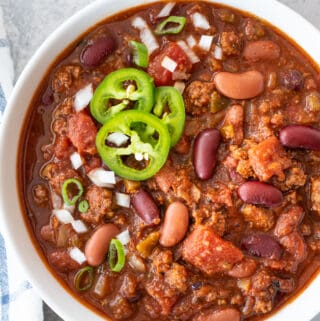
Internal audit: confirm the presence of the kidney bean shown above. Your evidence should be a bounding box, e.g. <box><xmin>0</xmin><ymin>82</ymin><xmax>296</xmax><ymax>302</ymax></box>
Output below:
<box><xmin>214</xmin><ymin>70</ymin><xmax>264</xmax><ymax>99</ymax></box>
<box><xmin>131</xmin><ymin>189</ymin><xmax>160</xmax><ymax>225</ymax></box>
<box><xmin>241</xmin><ymin>234</ymin><xmax>282</xmax><ymax>260</ymax></box>
<box><xmin>279</xmin><ymin>125</ymin><xmax>320</xmax><ymax>150</ymax></box>
<box><xmin>193</xmin><ymin>128</ymin><xmax>221</xmax><ymax>180</ymax></box>
<box><xmin>243</xmin><ymin>40</ymin><xmax>280</xmax><ymax>62</ymax></box>
<box><xmin>193</xmin><ymin>308</ymin><xmax>240</xmax><ymax>321</ymax></box>
<box><xmin>238</xmin><ymin>181</ymin><xmax>283</xmax><ymax>208</ymax></box>
<box><xmin>159</xmin><ymin>202</ymin><xmax>189</xmax><ymax>247</ymax></box>
<box><xmin>280</xmin><ymin>69</ymin><xmax>304</xmax><ymax>91</ymax></box>
<box><xmin>85</xmin><ymin>224</ymin><xmax>120</xmax><ymax>267</ymax></box>
<box><xmin>227</xmin><ymin>257</ymin><xmax>257</xmax><ymax>278</ymax></box>
<box><xmin>80</xmin><ymin>37</ymin><xmax>116</xmax><ymax>68</ymax></box>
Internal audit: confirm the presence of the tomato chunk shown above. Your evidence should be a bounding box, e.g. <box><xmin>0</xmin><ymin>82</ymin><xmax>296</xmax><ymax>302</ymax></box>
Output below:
<box><xmin>148</xmin><ymin>42</ymin><xmax>192</xmax><ymax>86</ymax></box>
<box><xmin>182</xmin><ymin>226</ymin><xmax>243</xmax><ymax>275</ymax></box>
<box><xmin>67</xmin><ymin>112</ymin><xmax>97</xmax><ymax>155</ymax></box>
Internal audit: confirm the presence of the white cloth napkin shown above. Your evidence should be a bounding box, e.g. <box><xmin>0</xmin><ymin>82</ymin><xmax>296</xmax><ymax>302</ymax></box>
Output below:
<box><xmin>0</xmin><ymin>6</ymin><xmax>43</xmax><ymax>321</ymax></box>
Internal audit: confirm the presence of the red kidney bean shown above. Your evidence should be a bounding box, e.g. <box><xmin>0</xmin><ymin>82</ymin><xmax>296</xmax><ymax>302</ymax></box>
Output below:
<box><xmin>243</xmin><ymin>40</ymin><xmax>280</xmax><ymax>62</ymax></box>
<box><xmin>159</xmin><ymin>202</ymin><xmax>189</xmax><ymax>247</ymax></box>
<box><xmin>193</xmin><ymin>308</ymin><xmax>241</xmax><ymax>321</ymax></box>
<box><xmin>279</xmin><ymin>125</ymin><xmax>320</xmax><ymax>150</ymax></box>
<box><xmin>280</xmin><ymin>69</ymin><xmax>303</xmax><ymax>91</ymax></box>
<box><xmin>227</xmin><ymin>257</ymin><xmax>257</xmax><ymax>278</ymax></box>
<box><xmin>131</xmin><ymin>189</ymin><xmax>160</xmax><ymax>225</ymax></box>
<box><xmin>80</xmin><ymin>37</ymin><xmax>116</xmax><ymax>68</ymax></box>
<box><xmin>238</xmin><ymin>181</ymin><xmax>283</xmax><ymax>208</ymax></box>
<box><xmin>85</xmin><ymin>224</ymin><xmax>120</xmax><ymax>267</ymax></box>
<box><xmin>241</xmin><ymin>234</ymin><xmax>282</xmax><ymax>260</ymax></box>
<box><xmin>193</xmin><ymin>128</ymin><xmax>221</xmax><ymax>180</ymax></box>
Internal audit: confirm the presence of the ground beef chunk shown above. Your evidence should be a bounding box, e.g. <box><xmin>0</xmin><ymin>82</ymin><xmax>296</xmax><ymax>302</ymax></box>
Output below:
<box><xmin>241</xmin><ymin>205</ymin><xmax>274</xmax><ymax>232</ymax></box>
<box><xmin>182</xmin><ymin>226</ymin><xmax>243</xmax><ymax>276</ymax></box>
<box><xmin>49</xmin><ymin>250</ymin><xmax>81</xmax><ymax>272</ymax></box>
<box><xmin>311</xmin><ymin>177</ymin><xmax>320</xmax><ymax>215</ymax></box>
<box><xmin>150</xmin><ymin>249</ymin><xmax>173</xmax><ymax>274</ymax></box>
<box><xmin>109</xmin><ymin>295</ymin><xmax>134</xmax><ymax>320</ymax></box>
<box><xmin>40</xmin><ymin>225</ymin><xmax>55</xmax><ymax>244</ymax></box>
<box><xmin>54</xmin><ymin>97</ymin><xmax>73</xmax><ymax>118</ymax></box>
<box><xmin>120</xmin><ymin>273</ymin><xmax>139</xmax><ymax>301</ymax></box>
<box><xmin>221</xmin><ymin>104</ymin><xmax>244</xmax><ymax>145</ymax></box>
<box><xmin>273</xmin><ymin>165</ymin><xmax>307</xmax><ymax>192</ymax></box>
<box><xmin>220</xmin><ymin>31</ymin><xmax>242</xmax><ymax>56</ymax></box>
<box><xmin>52</xmin><ymin>118</ymin><xmax>68</xmax><ymax>136</ymax></box>
<box><xmin>67</xmin><ymin>112</ymin><xmax>97</xmax><ymax>155</ymax></box>
<box><xmin>206</xmin><ymin>184</ymin><xmax>233</xmax><ymax>208</ymax></box>
<box><xmin>164</xmin><ymin>263</ymin><xmax>188</xmax><ymax>293</ymax></box>
<box><xmin>49</xmin><ymin>166</ymin><xmax>80</xmax><ymax>194</ymax></box>
<box><xmin>81</xmin><ymin>185</ymin><xmax>112</xmax><ymax>224</ymax></box>
<box><xmin>243</xmin><ymin>19</ymin><xmax>265</xmax><ymax>40</ymax></box>
<box><xmin>145</xmin><ymin>274</ymin><xmax>179</xmax><ymax>315</ymax></box>
<box><xmin>248</xmin><ymin>136</ymin><xmax>291</xmax><ymax>181</ymax></box>
<box><xmin>51</xmin><ymin>65</ymin><xmax>82</xmax><ymax>94</ymax></box>
<box><xmin>151</xmin><ymin>160</ymin><xmax>200</xmax><ymax>206</ymax></box>
<box><xmin>53</xmin><ymin>135</ymin><xmax>73</xmax><ymax>160</ymax></box>
<box><xmin>274</xmin><ymin>206</ymin><xmax>304</xmax><ymax>238</ymax></box>
<box><xmin>184</xmin><ymin>81</ymin><xmax>215</xmax><ymax>116</ymax></box>
<box><xmin>33</xmin><ymin>184</ymin><xmax>49</xmax><ymax>205</ymax></box>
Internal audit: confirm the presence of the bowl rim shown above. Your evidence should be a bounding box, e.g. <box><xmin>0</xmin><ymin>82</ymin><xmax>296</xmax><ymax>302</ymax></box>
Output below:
<box><xmin>1</xmin><ymin>0</ymin><xmax>320</xmax><ymax>320</ymax></box>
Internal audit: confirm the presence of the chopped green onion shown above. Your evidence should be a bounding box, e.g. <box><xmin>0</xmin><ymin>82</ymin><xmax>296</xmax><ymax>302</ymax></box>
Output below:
<box><xmin>62</xmin><ymin>178</ymin><xmax>83</xmax><ymax>206</ymax></box>
<box><xmin>74</xmin><ymin>266</ymin><xmax>94</xmax><ymax>292</ymax></box>
<box><xmin>154</xmin><ymin>16</ymin><xmax>186</xmax><ymax>35</ymax></box>
<box><xmin>78</xmin><ymin>200</ymin><xmax>89</xmax><ymax>213</ymax></box>
<box><xmin>130</xmin><ymin>41</ymin><xmax>149</xmax><ymax>68</ymax></box>
<box><xmin>108</xmin><ymin>239</ymin><xmax>125</xmax><ymax>272</ymax></box>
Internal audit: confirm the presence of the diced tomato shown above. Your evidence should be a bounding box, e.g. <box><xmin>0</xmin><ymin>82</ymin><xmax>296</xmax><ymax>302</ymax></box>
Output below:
<box><xmin>67</xmin><ymin>111</ymin><xmax>97</xmax><ymax>155</ymax></box>
<box><xmin>182</xmin><ymin>226</ymin><xmax>243</xmax><ymax>276</ymax></box>
<box><xmin>148</xmin><ymin>42</ymin><xmax>192</xmax><ymax>86</ymax></box>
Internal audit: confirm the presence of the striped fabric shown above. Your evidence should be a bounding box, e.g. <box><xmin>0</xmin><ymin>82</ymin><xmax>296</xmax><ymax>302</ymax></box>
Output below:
<box><xmin>0</xmin><ymin>6</ymin><xmax>43</xmax><ymax>321</ymax></box>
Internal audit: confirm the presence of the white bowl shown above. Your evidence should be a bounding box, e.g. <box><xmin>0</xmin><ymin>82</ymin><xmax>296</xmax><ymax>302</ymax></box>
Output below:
<box><xmin>1</xmin><ymin>0</ymin><xmax>320</xmax><ymax>320</ymax></box>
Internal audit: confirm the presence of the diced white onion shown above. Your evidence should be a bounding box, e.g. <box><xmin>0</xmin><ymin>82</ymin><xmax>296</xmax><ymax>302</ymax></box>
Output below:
<box><xmin>174</xmin><ymin>81</ymin><xmax>186</xmax><ymax>94</ymax></box>
<box><xmin>107</xmin><ymin>132</ymin><xmax>129</xmax><ymax>147</ymax></box>
<box><xmin>116</xmin><ymin>229</ymin><xmax>131</xmax><ymax>245</ymax></box>
<box><xmin>132</xmin><ymin>16</ymin><xmax>159</xmax><ymax>54</ymax></box>
<box><xmin>161</xmin><ymin>56</ymin><xmax>177</xmax><ymax>72</ymax></box>
<box><xmin>191</xmin><ymin>12</ymin><xmax>210</xmax><ymax>30</ymax></box>
<box><xmin>63</xmin><ymin>203</ymin><xmax>75</xmax><ymax>214</ymax></box>
<box><xmin>177</xmin><ymin>40</ymin><xmax>200</xmax><ymax>64</ymax></box>
<box><xmin>70</xmin><ymin>152</ymin><xmax>83</xmax><ymax>170</ymax></box>
<box><xmin>53</xmin><ymin>209</ymin><xmax>74</xmax><ymax>224</ymax></box>
<box><xmin>87</xmin><ymin>168</ymin><xmax>116</xmax><ymax>188</ymax></box>
<box><xmin>74</xmin><ymin>84</ymin><xmax>93</xmax><ymax>112</ymax></box>
<box><xmin>157</xmin><ymin>2</ymin><xmax>175</xmax><ymax>18</ymax></box>
<box><xmin>69</xmin><ymin>247</ymin><xmax>87</xmax><ymax>265</ymax></box>
<box><xmin>116</xmin><ymin>192</ymin><xmax>131</xmax><ymax>208</ymax></box>
<box><xmin>198</xmin><ymin>35</ymin><xmax>213</xmax><ymax>51</ymax></box>
<box><xmin>143</xmin><ymin>153</ymin><xmax>149</xmax><ymax>161</ymax></box>
<box><xmin>71</xmin><ymin>220</ymin><xmax>88</xmax><ymax>234</ymax></box>
<box><xmin>214</xmin><ymin>45</ymin><xmax>223</xmax><ymax>60</ymax></box>
<box><xmin>135</xmin><ymin>153</ymin><xmax>144</xmax><ymax>161</ymax></box>
<box><xmin>51</xmin><ymin>192</ymin><xmax>62</xmax><ymax>209</ymax></box>
<box><xmin>187</xmin><ymin>35</ymin><xmax>197</xmax><ymax>48</ymax></box>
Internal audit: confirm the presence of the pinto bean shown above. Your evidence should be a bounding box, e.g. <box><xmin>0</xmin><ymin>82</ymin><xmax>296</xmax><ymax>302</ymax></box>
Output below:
<box><xmin>241</xmin><ymin>234</ymin><xmax>282</xmax><ymax>260</ymax></box>
<box><xmin>238</xmin><ymin>181</ymin><xmax>283</xmax><ymax>208</ymax></box>
<box><xmin>214</xmin><ymin>70</ymin><xmax>264</xmax><ymax>99</ymax></box>
<box><xmin>160</xmin><ymin>202</ymin><xmax>189</xmax><ymax>247</ymax></box>
<box><xmin>85</xmin><ymin>224</ymin><xmax>120</xmax><ymax>267</ymax></box>
<box><xmin>131</xmin><ymin>189</ymin><xmax>160</xmax><ymax>225</ymax></box>
<box><xmin>243</xmin><ymin>40</ymin><xmax>280</xmax><ymax>62</ymax></box>
<box><xmin>227</xmin><ymin>257</ymin><xmax>257</xmax><ymax>278</ymax></box>
<box><xmin>80</xmin><ymin>37</ymin><xmax>116</xmax><ymax>68</ymax></box>
<box><xmin>193</xmin><ymin>128</ymin><xmax>221</xmax><ymax>180</ymax></box>
<box><xmin>279</xmin><ymin>125</ymin><xmax>320</xmax><ymax>150</ymax></box>
<box><xmin>193</xmin><ymin>308</ymin><xmax>241</xmax><ymax>321</ymax></box>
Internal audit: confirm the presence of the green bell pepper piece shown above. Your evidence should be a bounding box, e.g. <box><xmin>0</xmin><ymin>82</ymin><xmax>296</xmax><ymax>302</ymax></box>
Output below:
<box><xmin>154</xmin><ymin>16</ymin><xmax>187</xmax><ymax>35</ymax></box>
<box><xmin>90</xmin><ymin>68</ymin><xmax>155</xmax><ymax>124</ymax></box>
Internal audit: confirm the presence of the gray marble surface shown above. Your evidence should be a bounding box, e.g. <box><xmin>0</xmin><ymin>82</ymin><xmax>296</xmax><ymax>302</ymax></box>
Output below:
<box><xmin>1</xmin><ymin>0</ymin><xmax>320</xmax><ymax>320</ymax></box>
